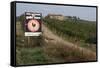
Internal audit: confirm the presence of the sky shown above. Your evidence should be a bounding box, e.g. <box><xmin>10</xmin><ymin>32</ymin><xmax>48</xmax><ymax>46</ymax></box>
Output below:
<box><xmin>16</xmin><ymin>3</ymin><xmax>96</xmax><ymax>21</ymax></box>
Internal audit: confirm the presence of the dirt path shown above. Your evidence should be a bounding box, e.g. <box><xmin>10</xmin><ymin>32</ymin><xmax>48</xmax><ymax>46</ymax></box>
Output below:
<box><xmin>42</xmin><ymin>24</ymin><xmax>96</xmax><ymax>59</ymax></box>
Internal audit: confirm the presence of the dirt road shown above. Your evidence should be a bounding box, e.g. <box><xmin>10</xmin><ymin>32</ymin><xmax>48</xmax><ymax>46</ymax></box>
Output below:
<box><xmin>42</xmin><ymin>24</ymin><xmax>96</xmax><ymax>59</ymax></box>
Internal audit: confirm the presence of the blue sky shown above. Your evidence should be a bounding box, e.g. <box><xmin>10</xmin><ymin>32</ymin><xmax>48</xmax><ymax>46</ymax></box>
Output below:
<box><xmin>16</xmin><ymin>3</ymin><xmax>96</xmax><ymax>21</ymax></box>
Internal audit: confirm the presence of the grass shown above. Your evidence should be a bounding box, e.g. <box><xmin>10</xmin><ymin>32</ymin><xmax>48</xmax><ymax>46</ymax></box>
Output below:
<box><xmin>43</xmin><ymin>42</ymin><xmax>96</xmax><ymax>62</ymax></box>
<box><xmin>16</xmin><ymin>39</ymin><xmax>96</xmax><ymax>65</ymax></box>
<box><xmin>16</xmin><ymin>47</ymin><xmax>50</xmax><ymax>65</ymax></box>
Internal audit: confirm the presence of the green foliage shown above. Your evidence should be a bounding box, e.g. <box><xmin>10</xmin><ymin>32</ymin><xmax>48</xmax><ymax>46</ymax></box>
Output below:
<box><xmin>17</xmin><ymin>14</ymin><xmax>25</xmax><ymax>22</ymax></box>
<box><xmin>85</xmin><ymin>36</ymin><xmax>97</xmax><ymax>44</ymax></box>
<box><xmin>43</xmin><ymin>18</ymin><xmax>96</xmax><ymax>44</ymax></box>
<box><xmin>16</xmin><ymin>47</ymin><xmax>50</xmax><ymax>65</ymax></box>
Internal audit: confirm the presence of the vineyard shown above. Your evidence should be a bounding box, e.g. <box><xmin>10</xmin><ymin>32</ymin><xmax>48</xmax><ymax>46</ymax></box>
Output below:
<box><xmin>43</xmin><ymin>18</ymin><xmax>96</xmax><ymax>51</ymax></box>
<box><xmin>16</xmin><ymin>15</ymin><xmax>97</xmax><ymax>65</ymax></box>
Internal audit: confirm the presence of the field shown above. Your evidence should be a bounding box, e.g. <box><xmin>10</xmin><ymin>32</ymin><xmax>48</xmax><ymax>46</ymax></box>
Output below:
<box><xmin>16</xmin><ymin>16</ymin><xmax>97</xmax><ymax>65</ymax></box>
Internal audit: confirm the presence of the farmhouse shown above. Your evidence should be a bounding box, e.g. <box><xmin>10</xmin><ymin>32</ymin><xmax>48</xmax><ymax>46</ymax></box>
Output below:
<box><xmin>46</xmin><ymin>14</ymin><xmax>64</xmax><ymax>20</ymax></box>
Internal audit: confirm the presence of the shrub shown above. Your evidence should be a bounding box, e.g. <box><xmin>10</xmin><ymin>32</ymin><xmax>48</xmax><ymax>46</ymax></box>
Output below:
<box><xmin>85</xmin><ymin>36</ymin><xmax>96</xmax><ymax>44</ymax></box>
